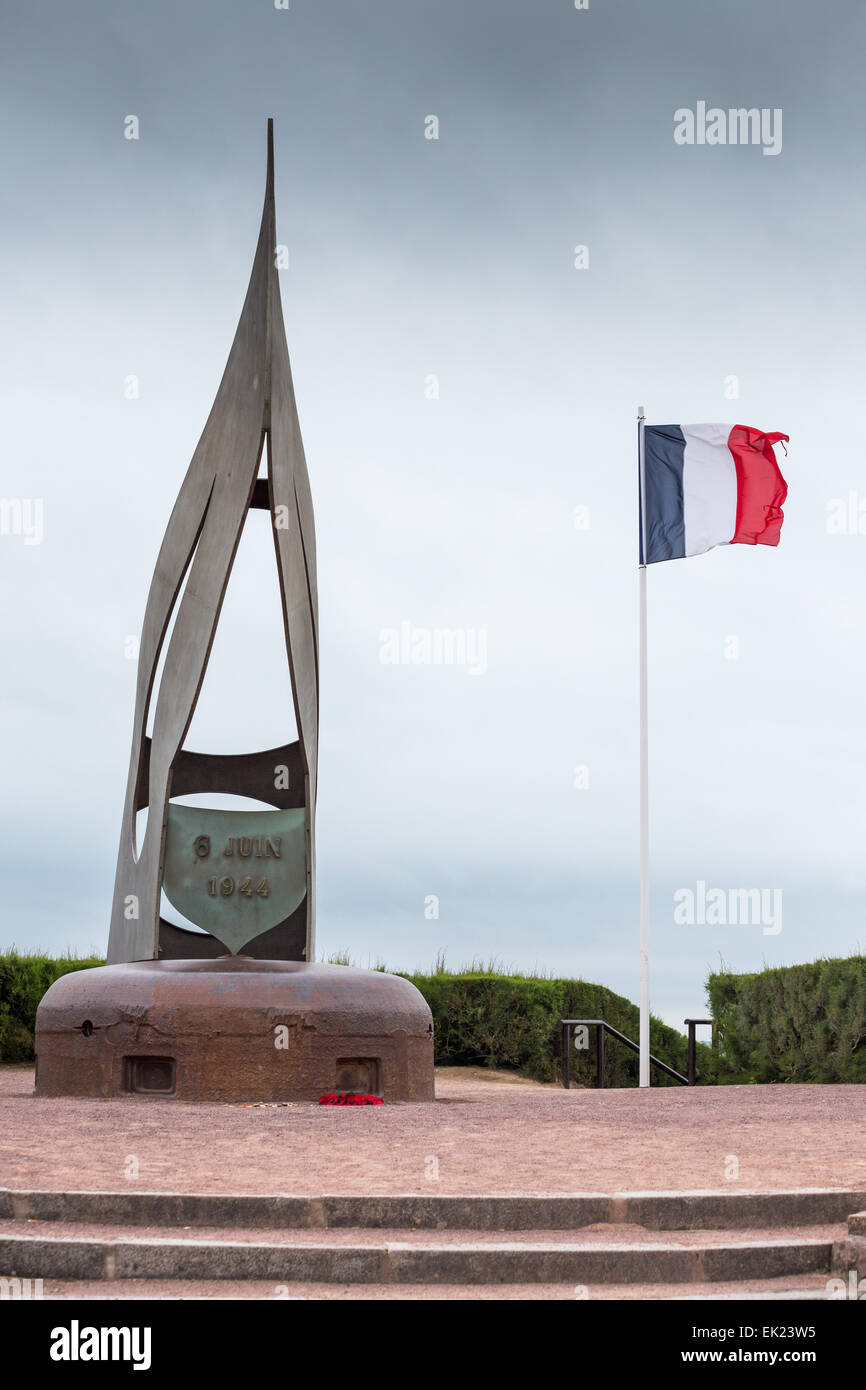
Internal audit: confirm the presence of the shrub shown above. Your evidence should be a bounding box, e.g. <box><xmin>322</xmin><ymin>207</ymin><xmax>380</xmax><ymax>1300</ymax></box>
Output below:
<box><xmin>408</xmin><ymin>971</ymin><xmax>711</xmax><ymax>1085</ymax></box>
<box><xmin>707</xmin><ymin>956</ymin><xmax>866</xmax><ymax>1083</ymax></box>
<box><xmin>0</xmin><ymin>953</ymin><xmax>103</xmax><ymax>1062</ymax></box>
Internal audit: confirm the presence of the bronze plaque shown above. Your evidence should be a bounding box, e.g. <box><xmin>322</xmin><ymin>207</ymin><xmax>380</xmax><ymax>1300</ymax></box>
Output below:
<box><xmin>162</xmin><ymin>805</ymin><xmax>307</xmax><ymax>954</ymax></box>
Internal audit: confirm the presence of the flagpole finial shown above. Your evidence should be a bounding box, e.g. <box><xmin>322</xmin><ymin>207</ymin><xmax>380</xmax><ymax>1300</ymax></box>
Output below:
<box><xmin>638</xmin><ymin>405</ymin><xmax>645</xmax><ymax>419</ymax></box>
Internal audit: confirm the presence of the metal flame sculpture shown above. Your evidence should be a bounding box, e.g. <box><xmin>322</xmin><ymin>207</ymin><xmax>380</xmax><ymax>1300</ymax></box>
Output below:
<box><xmin>108</xmin><ymin>121</ymin><xmax>318</xmax><ymax>966</ymax></box>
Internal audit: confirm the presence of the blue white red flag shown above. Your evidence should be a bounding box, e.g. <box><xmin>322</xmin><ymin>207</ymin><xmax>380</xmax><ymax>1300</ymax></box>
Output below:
<box><xmin>640</xmin><ymin>423</ymin><xmax>788</xmax><ymax>564</ymax></box>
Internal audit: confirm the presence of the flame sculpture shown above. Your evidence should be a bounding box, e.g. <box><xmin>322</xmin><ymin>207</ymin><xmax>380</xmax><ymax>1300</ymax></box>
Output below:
<box><xmin>108</xmin><ymin>121</ymin><xmax>318</xmax><ymax>966</ymax></box>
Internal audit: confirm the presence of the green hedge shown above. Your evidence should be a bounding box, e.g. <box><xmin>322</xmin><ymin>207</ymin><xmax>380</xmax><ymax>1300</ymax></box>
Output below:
<box><xmin>11</xmin><ymin>951</ymin><xmax>866</xmax><ymax>1086</ymax></box>
<box><xmin>0</xmin><ymin>953</ymin><xmax>103</xmax><ymax>1062</ymax></box>
<box><xmin>408</xmin><ymin>972</ymin><xmax>712</xmax><ymax>1085</ymax></box>
<box><xmin>0</xmin><ymin>953</ymin><xmax>710</xmax><ymax>1085</ymax></box>
<box><xmin>707</xmin><ymin>956</ymin><xmax>866</xmax><ymax>1083</ymax></box>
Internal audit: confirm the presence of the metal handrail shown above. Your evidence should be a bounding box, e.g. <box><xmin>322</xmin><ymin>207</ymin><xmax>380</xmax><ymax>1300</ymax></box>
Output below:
<box><xmin>560</xmin><ymin>1018</ymin><xmax>690</xmax><ymax>1089</ymax></box>
<box><xmin>683</xmin><ymin>1017</ymin><xmax>713</xmax><ymax>1085</ymax></box>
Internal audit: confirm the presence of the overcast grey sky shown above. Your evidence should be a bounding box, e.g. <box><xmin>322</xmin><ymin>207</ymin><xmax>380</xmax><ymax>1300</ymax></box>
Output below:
<box><xmin>1</xmin><ymin>0</ymin><xmax>865</xmax><ymax>1028</ymax></box>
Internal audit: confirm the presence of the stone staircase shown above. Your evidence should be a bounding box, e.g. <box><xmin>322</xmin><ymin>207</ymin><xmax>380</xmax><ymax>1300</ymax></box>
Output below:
<box><xmin>2</xmin><ymin>1188</ymin><xmax>865</xmax><ymax>1299</ymax></box>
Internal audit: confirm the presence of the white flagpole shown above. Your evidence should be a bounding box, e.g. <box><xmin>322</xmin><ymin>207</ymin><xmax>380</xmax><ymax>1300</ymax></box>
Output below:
<box><xmin>638</xmin><ymin>406</ymin><xmax>650</xmax><ymax>1087</ymax></box>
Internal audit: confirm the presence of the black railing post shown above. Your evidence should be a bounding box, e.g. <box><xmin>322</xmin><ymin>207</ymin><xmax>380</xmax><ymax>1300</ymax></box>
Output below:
<box><xmin>683</xmin><ymin>1018</ymin><xmax>713</xmax><ymax>1085</ymax></box>
<box><xmin>596</xmin><ymin>1022</ymin><xmax>606</xmax><ymax>1089</ymax></box>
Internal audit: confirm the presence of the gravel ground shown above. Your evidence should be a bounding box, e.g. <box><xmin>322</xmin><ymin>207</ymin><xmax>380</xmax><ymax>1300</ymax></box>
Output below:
<box><xmin>3</xmin><ymin>1065</ymin><xmax>865</xmax><ymax>1196</ymax></box>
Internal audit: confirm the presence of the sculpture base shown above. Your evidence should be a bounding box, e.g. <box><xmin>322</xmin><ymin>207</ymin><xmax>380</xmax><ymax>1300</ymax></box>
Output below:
<box><xmin>34</xmin><ymin>959</ymin><xmax>435</xmax><ymax>1103</ymax></box>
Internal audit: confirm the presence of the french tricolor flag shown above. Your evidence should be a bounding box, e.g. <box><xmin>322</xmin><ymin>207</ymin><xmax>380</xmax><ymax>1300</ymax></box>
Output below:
<box><xmin>640</xmin><ymin>423</ymin><xmax>789</xmax><ymax>564</ymax></box>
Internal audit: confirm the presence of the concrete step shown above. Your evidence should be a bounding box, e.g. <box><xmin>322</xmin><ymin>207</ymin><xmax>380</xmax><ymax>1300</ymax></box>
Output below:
<box><xmin>0</xmin><ymin>1225</ymin><xmax>834</xmax><ymax>1285</ymax></box>
<box><xmin>31</xmin><ymin>1273</ymin><xmax>838</xmax><ymax>1301</ymax></box>
<box><xmin>0</xmin><ymin>1218</ymin><xmax>844</xmax><ymax>1247</ymax></box>
<box><xmin>3</xmin><ymin>1187</ymin><xmax>861</xmax><ymax>1292</ymax></box>
<box><xmin>2</xmin><ymin>1186</ymin><xmax>864</xmax><ymax>1231</ymax></box>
